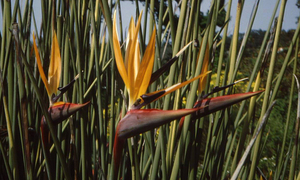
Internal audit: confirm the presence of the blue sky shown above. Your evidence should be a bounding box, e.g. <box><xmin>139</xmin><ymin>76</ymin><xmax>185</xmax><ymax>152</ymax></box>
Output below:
<box><xmin>221</xmin><ymin>0</ymin><xmax>299</xmax><ymax>33</ymax></box>
<box><xmin>1</xmin><ymin>0</ymin><xmax>299</xmax><ymax>36</ymax></box>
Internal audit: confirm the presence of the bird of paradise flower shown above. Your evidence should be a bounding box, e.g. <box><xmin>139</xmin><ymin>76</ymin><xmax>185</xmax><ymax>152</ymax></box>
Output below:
<box><xmin>32</xmin><ymin>32</ymin><xmax>90</xmax><ymax>149</ymax></box>
<box><xmin>112</xmin><ymin>11</ymin><xmax>263</xmax><ymax>172</ymax></box>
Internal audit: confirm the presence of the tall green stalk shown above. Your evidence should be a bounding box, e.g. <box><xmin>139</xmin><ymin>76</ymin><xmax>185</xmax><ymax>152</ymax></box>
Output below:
<box><xmin>228</xmin><ymin>0</ymin><xmax>244</xmax><ymax>84</ymax></box>
<box><xmin>288</xmin><ymin>39</ymin><xmax>300</xmax><ymax>180</ymax></box>
<box><xmin>12</xmin><ymin>23</ymin><xmax>32</xmax><ymax>180</ymax></box>
<box><xmin>248</xmin><ymin>0</ymin><xmax>287</xmax><ymax>179</ymax></box>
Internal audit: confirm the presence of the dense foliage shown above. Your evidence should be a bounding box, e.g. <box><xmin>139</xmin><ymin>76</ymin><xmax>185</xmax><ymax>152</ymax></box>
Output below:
<box><xmin>0</xmin><ymin>0</ymin><xmax>300</xmax><ymax>180</ymax></box>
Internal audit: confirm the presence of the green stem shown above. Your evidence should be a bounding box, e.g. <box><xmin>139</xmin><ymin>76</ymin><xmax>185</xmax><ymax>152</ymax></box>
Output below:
<box><xmin>248</xmin><ymin>0</ymin><xmax>287</xmax><ymax>179</ymax></box>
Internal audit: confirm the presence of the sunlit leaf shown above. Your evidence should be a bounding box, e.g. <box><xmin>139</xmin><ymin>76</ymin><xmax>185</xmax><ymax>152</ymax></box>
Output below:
<box><xmin>198</xmin><ymin>41</ymin><xmax>210</xmax><ymax>92</ymax></box>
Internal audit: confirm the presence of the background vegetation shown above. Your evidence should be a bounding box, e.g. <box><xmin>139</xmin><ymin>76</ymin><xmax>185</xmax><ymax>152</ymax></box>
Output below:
<box><xmin>1</xmin><ymin>0</ymin><xmax>300</xmax><ymax>179</ymax></box>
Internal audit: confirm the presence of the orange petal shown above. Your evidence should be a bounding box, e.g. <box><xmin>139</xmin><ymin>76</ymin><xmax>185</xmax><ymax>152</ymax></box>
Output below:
<box><xmin>133</xmin><ymin>38</ymin><xmax>140</xmax><ymax>78</ymax></box>
<box><xmin>163</xmin><ymin>71</ymin><xmax>211</xmax><ymax>95</ymax></box>
<box><xmin>141</xmin><ymin>71</ymin><xmax>211</xmax><ymax>105</ymax></box>
<box><xmin>48</xmin><ymin>32</ymin><xmax>62</xmax><ymax>97</ymax></box>
<box><xmin>127</xmin><ymin>12</ymin><xmax>143</xmax><ymax>106</ymax></box>
<box><xmin>113</xmin><ymin>11</ymin><xmax>129</xmax><ymax>89</ymax></box>
<box><xmin>198</xmin><ymin>43</ymin><xmax>210</xmax><ymax>92</ymax></box>
<box><xmin>125</xmin><ymin>35</ymin><xmax>135</xmax><ymax>104</ymax></box>
<box><xmin>124</xmin><ymin>17</ymin><xmax>135</xmax><ymax>70</ymax></box>
<box><xmin>33</xmin><ymin>33</ymin><xmax>50</xmax><ymax>96</ymax></box>
<box><xmin>132</xmin><ymin>11</ymin><xmax>143</xmax><ymax>80</ymax></box>
<box><xmin>135</xmin><ymin>27</ymin><xmax>156</xmax><ymax>100</ymax></box>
